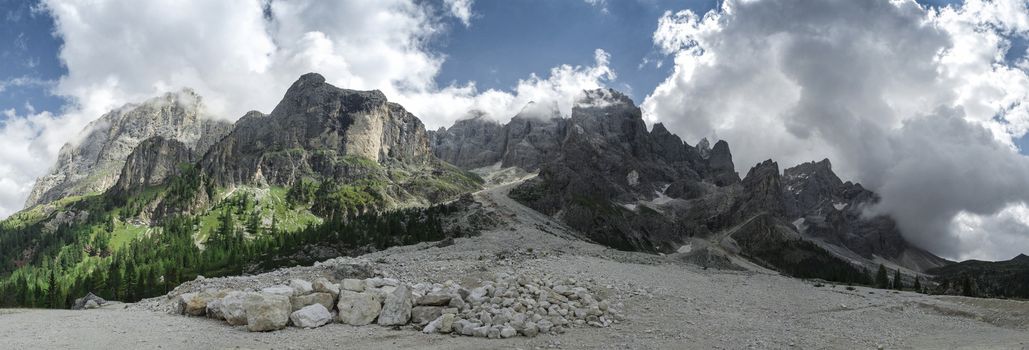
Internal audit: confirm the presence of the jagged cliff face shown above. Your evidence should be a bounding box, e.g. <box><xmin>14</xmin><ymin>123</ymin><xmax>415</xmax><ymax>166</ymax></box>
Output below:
<box><xmin>25</xmin><ymin>90</ymin><xmax>231</xmax><ymax>208</ymax></box>
<box><xmin>433</xmin><ymin>88</ymin><xmax>945</xmax><ymax>273</ymax></box>
<box><xmin>429</xmin><ymin>103</ymin><xmax>567</xmax><ymax>172</ymax></box>
<box><xmin>507</xmin><ymin>89</ymin><xmax>739</xmax><ymax>251</ymax></box>
<box><xmin>111</xmin><ymin>136</ymin><xmax>193</xmax><ymax>195</ymax></box>
<box><xmin>782</xmin><ymin>159</ymin><xmax>950</xmax><ymax>271</ymax></box>
<box><xmin>201</xmin><ymin>73</ymin><xmax>431</xmax><ymax>187</ymax></box>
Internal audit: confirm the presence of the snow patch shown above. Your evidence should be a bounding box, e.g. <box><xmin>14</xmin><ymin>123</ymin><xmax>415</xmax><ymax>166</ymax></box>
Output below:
<box><xmin>792</xmin><ymin>218</ymin><xmax>807</xmax><ymax>234</ymax></box>
<box><xmin>833</xmin><ymin>202</ymin><xmax>847</xmax><ymax>210</ymax></box>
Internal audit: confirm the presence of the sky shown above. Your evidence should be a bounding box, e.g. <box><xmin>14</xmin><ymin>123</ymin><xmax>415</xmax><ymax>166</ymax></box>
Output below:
<box><xmin>2</xmin><ymin>0</ymin><xmax>1029</xmax><ymax>262</ymax></box>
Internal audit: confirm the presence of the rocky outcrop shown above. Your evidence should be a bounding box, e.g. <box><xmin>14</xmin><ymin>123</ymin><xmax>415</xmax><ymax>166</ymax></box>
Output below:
<box><xmin>509</xmin><ymin>88</ymin><xmax>738</xmax><ymax>252</ymax></box>
<box><xmin>71</xmin><ymin>292</ymin><xmax>107</xmax><ymax>310</ymax></box>
<box><xmin>111</xmin><ymin>136</ymin><xmax>193</xmax><ymax>194</ymax></box>
<box><xmin>200</xmin><ymin>73</ymin><xmax>431</xmax><ymax>187</ymax></box>
<box><xmin>428</xmin><ymin>113</ymin><xmax>505</xmax><ymax>169</ymax></box>
<box><xmin>429</xmin><ymin>103</ymin><xmax>567</xmax><ymax>172</ymax></box>
<box><xmin>781</xmin><ymin>159</ymin><xmax>949</xmax><ymax>272</ymax></box>
<box><xmin>26</xmin><ymin>89</ymin><xmax>230</xmax><ymax>208</ymax></box>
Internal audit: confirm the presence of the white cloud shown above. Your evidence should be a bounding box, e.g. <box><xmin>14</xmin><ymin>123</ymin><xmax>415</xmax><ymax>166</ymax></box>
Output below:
<box><xmin>0</xmin><ymin>109</ymin><xmax>90</xmax><ymax>217</ymax></box>
<box><xmin>643</xmin><ymin>0</ymin><xmax>1029</xmax><ymax>261</ymax></box>
<box><xmin>0</xmin><ymin>0</ymin><xmax>615</xmax><ymax>218</ymax></box>
<box><xmin>444</xmin><ymin>0</ymin><xmax>475</xmax><ymax>27</ymax></box>
<box><xmin>397</xmin><ymin>48</ymin><xmax>616</xmax><ymax>127</ymax></box>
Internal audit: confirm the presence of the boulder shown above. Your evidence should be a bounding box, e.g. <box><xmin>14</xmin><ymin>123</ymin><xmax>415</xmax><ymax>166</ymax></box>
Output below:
<box><xmin>377</xmin><ymin>285</ymin><xmax>413</xmax><ymax>326</ymax></box>
<box><xmin>220</xmin><ymin>291</ymin><xmax>253</xmax><ymax>326</ymax></box>
<box><xmin>410</xmin><ymin>306</ymin><xmax>443</xmax><ymax>326</ymax></box>
<box><xmin>521</xmin><ymin>321</ymin><xmax>539</xmax><ymax>337</ymax></box>
<box><xmin>206</xmin><ymin>299</ymin><xmax>225</xmax><ymax>320</ymax></box>
<box><xmin>290</xmin><ymin>292</ymin><xmax>334</xmax><ymax>312</ymax></box>
<box><xmin>177</xmin><ymin>293</ymin><xmax>207</xmax><ymax>316</ymax></box>
<box><xmin>84</xmin><ymin>300</ymin><xmax>99</xmax><ymax>309</ymax></box>
<box><xmin>71</xmin><ymin>292</ymin><xmax>107</xmax><ymax>310</ymax></box>
<box><xmin>501</xmin><ymin>326</ymin><xmax>517</xmax><ymax>338</ymax></box>
<box><xmin>453</xmin><ymin>319</ymin><xmax>481</xmax><ymax>336</ymax></box>
<box><xmin>289</xmin><ymin>304</ymin><xmax>332</xmax><ymax>328</ymax></box>
<box><xmin>289</xmin><ymin>279</ymin><xmax>314</xmax><ymax>296</ymax></box>
<box><xmin>415</xmin><ymin>293</ymin><xmax>451</xmax><ymax>306</ymax></box>
<box><xmin>440</xmin><ymin>313</ymin><xmax>456</xmax><ymax>333</ymax></box>
<box><xmin>312</xmin><ymin>278</ymin><xmax>340</xmax><ymax>297</ymax></box>
<box><xmin>472</xmin><ymin>325</ymin><xmax>490</xmax><ymax>338</ymax></box>
<box><xmin>365</xmin><ymin>277</ymin><xmax>399</xmax><ymax>290</ymax></box>
<box><xmin>261</xmin><ymin>285</ymin><xmax>294</xmax><ymax>297</ymax></box>
<box><xmin>337</xmin><ymin>291</ymin><xmax>382</xmax><ymax>326</ymax></box>
<box><xmin>422</xmin><ymin>316</ymin><xmax>443</xmax><ymax>334</ymax></box>
<box><xmin>341</xmin><ymin>278</ymin><xmax>365</xmax><ymax>292</ymax></box>
<box><xmin>244</xmin><ymin>293</ymin><xmax>291</xmax><ymax>332</ymax></box>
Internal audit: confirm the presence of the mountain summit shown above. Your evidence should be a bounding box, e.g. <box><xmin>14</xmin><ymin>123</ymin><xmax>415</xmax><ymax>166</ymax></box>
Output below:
<box><xmin>25</xmin><ymin>90</ymin><xmax>231</xmax><ymax>208</ymax></box>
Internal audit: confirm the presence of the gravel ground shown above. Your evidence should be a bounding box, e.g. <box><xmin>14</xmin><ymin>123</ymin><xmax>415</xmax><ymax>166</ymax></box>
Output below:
<box><xmin>1</xmin><ymin>181</ymin><xmax>1027</xmax><ymax>349</ymax></box>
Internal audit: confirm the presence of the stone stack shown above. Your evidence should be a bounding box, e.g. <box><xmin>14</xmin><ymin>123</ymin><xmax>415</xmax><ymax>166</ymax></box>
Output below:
<box><xmin>172</xmin><ymin>273</ymin><xmax>623</xmax><ymax>337</ymax></box>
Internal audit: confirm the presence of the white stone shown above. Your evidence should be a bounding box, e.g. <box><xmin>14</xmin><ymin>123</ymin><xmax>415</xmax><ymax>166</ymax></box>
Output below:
<box><xmin>244</xmin><ymin>293</ymin><xmax>291</xmax><ymax>332</ymax></box>
<box><xmin>337</xmin><ymin>291</ymin><xmax>381</xmax><ymax>326</ymax></box>
<box><xmin>261</xmin><ymin>285</ymin><xmax>294</xmax><ymax>297</ymax></box>
<box><xmin>289</xmin><ymin>279</ymin><xmax>314</xmax><ymax>296</ymax></box>
<box><xmin>342</xmin><ymin>278</ymin><xmax>365</xmax><ymax>292</ymax></box>
<box><xmin>290</xmin><ymin>304</ymin><xmax>332</xmax><ymax>328</ymax></box>
<box><xmin>378</xmin><ymin>285</ymin><xmax>413</xmax><ymax>326</ymax></box>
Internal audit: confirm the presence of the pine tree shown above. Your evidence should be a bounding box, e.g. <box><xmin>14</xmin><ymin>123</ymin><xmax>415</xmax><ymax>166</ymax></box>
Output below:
<box><xmin>913</xmin><ymin>276</ymin><xmax>922</xmax><ymax>293</ymax></box>
<box><xmin>893</xmin><ymin>269</ymin><xmax>903</xmax><ymax>290</ymax></box>
<box><xmin>961</xmin><ymin>275</ymin><xmax>975</xmax><ymax>297</ymax></box>
<box><xmin>875</xmin><ymin>264</ymin><xmax>889</xmax><ymax>289</ymax></box>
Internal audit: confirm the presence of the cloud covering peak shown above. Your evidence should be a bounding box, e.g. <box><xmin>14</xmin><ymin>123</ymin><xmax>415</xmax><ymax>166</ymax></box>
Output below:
<box><xmin>643</xmin><ymin>0</ymin><xmax>1029</xmax><ymax>260</ymax></box>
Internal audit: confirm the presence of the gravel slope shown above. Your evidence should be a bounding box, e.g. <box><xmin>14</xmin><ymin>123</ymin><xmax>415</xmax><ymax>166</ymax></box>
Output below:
<box><xmin>1</xmin><ymin>181</ymin><xmax>1027</xmax><ymax>349</ymax></box>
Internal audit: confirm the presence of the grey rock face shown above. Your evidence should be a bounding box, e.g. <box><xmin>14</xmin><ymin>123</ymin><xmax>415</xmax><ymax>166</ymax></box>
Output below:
<box><xmin>509</xmin><ymin>88</ymin><xmax>728</xmax><ymax>252</ymax></box>
<box><xmin>429</xmin><ymin>113</ymin><xmax>505</xmax><ymax>169</ymax></box>
<box><xmin>111</xmin><ymin>136</ymin><xmax>193</xmax><ymax>195</ymax></box>
<box><xmin>781</xmin><ymin>159</ymin><xmax>949</xmax><ymax>271</ymax></box>
<box><xmin>429</xmin><ymin>104</ymin><xmax>567</xmax><ymax>172</ymax></box>
<box><xmin>26</xmin><ymin>89</ymin><xmax>230</xmax><ymax>208</ymax></box>
<box><xmin>200</xmin><ymin>73</ymin><xmax>431</xmax><ymax>187</ymax></box>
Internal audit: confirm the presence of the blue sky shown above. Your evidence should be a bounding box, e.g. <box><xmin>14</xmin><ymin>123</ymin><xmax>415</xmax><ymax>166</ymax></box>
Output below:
<box><xmin>433</xmin><ymin>0</ymin><xmax>717</xmax><ymax>103</ymax></box>
<box><xmin>1</xmin><ymin>0</ymin><xmax>65</xmax><ymax>116</ymax></box>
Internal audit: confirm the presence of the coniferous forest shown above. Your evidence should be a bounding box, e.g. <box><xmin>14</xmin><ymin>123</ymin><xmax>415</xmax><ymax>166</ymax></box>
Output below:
<box><xmin>0</xmin><ymin>173</ymin><xmax>470</xmax><ymax>308</ymax></box>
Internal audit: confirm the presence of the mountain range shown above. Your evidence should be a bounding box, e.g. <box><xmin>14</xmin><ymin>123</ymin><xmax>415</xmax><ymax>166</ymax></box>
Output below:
<box><xmin>0</xmin><ymin>73</ymin><xmax>1022</xmax><ymax>308</ymax></box>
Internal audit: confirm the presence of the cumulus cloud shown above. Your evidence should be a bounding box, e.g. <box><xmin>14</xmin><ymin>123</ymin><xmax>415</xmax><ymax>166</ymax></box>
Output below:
<box><xmin>400</xmin><ymin>48</ymin><xmax>616</xmax><ymax>126</ymax></box>
<box><xmin>643</xmin><ymin>0</ymin><xmax>1029</xmax><ymax>260</ymax></box>
<box><xmin>0</xmin><ymin>0</ymin><xmax>615</xmax><ymax>218</ymax></box>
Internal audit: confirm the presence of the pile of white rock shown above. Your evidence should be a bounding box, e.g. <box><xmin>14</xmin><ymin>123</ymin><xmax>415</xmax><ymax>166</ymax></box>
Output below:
<box><xmin>172</xmin><ymin>273</ymin><xmax>624</xmax><ymax>338</ymax></box>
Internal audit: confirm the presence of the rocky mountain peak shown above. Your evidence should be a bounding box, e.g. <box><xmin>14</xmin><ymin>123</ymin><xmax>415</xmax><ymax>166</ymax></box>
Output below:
<box><xmin>200</xmin><ymin>73</ymin><xmax>431</xmax><ymax>187</ymax></box>
<box><xmin>706</xmin><ymin>140</ymin><xmax>740</xmax><ymax>186</ymax></box>
<box><xmin>111</xmin><ymin>136</ymin><xmax>193</xmax><ymax>195</ymax></box>
<box><xmin>734</xmin><ymin>159</ymin><xmax>786</xmax><ymax>220</ymax></box>
<box><xmin>696</xmin><ymin>138</ymin><xmax>712</xmax><ymax>159</ymax></box>
<box><xmin>25</xmin><ymin>90</ymin><xmax>231</xmax><ymax>208</ymax></box>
